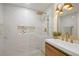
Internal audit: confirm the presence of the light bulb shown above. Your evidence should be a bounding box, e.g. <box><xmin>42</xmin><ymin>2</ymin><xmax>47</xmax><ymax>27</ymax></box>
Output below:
<box><xmin>63</xmin><ymin>3</ymin><xmax>70</xmax><ymax>9</ymax></box>
<box><xmin>56</xmin><ymin>7</ymin><xmax>60</xmax><ymax>13</ymax></box>
<box><xmin>56</xmin><ymin>10</ymin><xmax>60</xmax><ymax>13</ymax></box>
<box><xmin>63</xmin><ymin>3</ymin><xmax>73</xmax><ymax>11</ymax></box>
<box><xmin>68</xmin><ymin>6</ymin><xmax>73</xmax><ymax>10</ymax></box>
<box><xmin>60</xmin><ymin>11</ymin><xmax>63</xmax><ymax>15</ymax></box>
<box><xmin>59</xmin><ymin>9</ymin><xmax>63</xmax><ymax>15</ymax></box>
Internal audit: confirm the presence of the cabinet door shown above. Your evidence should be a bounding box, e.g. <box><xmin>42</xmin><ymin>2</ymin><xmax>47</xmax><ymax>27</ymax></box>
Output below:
<box><xmin>45</xmin><ymin>42</ymin><xmax>69</xmax><ymax>56</ymax></box>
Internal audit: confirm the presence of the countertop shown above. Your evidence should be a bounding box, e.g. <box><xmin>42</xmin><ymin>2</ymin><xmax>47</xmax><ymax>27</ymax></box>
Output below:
<box><xmin>45</xmin><ymin>39</ymin><xmax>79</xmax><ymax>56</ymax></box>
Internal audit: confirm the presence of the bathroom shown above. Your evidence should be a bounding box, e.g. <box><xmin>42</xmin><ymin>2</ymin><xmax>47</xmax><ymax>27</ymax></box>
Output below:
<box><xmin>0</xmin><ymin>3</ymin><xmax>79</xmax><ymax>56</ymax></box>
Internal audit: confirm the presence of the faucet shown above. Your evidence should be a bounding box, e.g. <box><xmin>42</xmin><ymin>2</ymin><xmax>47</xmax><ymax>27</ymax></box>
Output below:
<box><xmin>61</xmin><ymin>32</ymin><xmax>74</xmax><ymax>43</ymax></box>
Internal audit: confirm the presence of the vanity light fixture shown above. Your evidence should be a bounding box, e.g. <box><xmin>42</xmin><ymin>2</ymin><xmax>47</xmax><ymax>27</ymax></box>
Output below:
<box><xmin>59</xmin><ymin>9</ymin><xmax>63</xmax><ymax>15</ymax></box>
<box><xmin>63</xmin><ymin>3</ymin><xmax>73</xmax><ymax>10</ymax></box>
<box><xmin>55</xmin><ymin>3</ymin><xmax>73</xmax><ymax>15</ymax></box>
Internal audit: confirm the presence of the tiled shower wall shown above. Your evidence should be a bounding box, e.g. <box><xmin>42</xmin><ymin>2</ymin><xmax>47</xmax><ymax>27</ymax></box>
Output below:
<box><xmin>0</xmin><ymin>4</ymin><xmax>4</xmax><ymax>55</ymax></box>
<box><xmin>0</xmin><ymin>3</ymin><xmax>68</xmax><ymax>55</ymax></box>
<box><xmin>0</xmin><ymin>4</ymin><xmax>48</xmax><ymax>55</ymax></box>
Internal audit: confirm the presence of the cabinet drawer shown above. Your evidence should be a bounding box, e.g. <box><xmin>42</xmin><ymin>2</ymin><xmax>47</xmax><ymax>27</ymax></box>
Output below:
<box><xmin>45</xmin><ymin>42</ymin><xmax>69</xmax><ymax>56</ymax></box>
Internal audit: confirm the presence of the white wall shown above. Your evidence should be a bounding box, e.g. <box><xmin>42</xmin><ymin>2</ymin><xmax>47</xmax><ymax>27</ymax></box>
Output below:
<box><xmin>40</xmin><ymin>5</ymin><xmax>55</xmax><ymax>53</ymax></box>
<box><xmin>41</xmin><ymin>5</ymin><xmax>54</xmax><ymax>38</ymax></box>
<box><xmin>77</xmin><ymin>12</ymin><xmax>79</xmax><ymax>42</ymax></box>
<box><xmin>3</xmin><ymin>4</ymin><xmax>43</xmax><ymax>55</ymax></box>
<box><xmin>0</xmin><ymin>3</ymin><xmax>54</xmax><ymax>56</ymax></box>
<box><xmin>0</xmin><ymin>4</ymin><xmax>4</xmax><ymax>55</ymax></box>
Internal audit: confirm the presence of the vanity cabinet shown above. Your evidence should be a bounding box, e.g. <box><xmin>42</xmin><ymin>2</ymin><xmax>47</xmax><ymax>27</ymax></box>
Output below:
<box><xmin>45</xmin><ymin>42</ymin><xmax>70</xmax><ymax>56</ymax></box>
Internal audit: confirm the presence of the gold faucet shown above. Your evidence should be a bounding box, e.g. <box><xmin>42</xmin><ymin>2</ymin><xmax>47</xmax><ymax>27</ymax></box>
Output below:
<box><xmin>61</xmin><ymin>32</ymin><xmax>74</xmax><ymax>43</ymax></box>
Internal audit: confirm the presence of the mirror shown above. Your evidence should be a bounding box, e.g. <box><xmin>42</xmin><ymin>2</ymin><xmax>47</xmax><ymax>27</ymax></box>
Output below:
<box><xmin>57</xmin><ymin>3</ymin><xmax>79</xmax><ymax>41</ymax></box>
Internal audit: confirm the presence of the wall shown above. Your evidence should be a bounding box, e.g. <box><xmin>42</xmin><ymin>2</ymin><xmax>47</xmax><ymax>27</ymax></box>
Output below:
<box><xmin>0</xmin><ymin>4</ymin><xmax>4</xmax><ymax>55</ymax></box>
<box><xmin>42</xmin><ymin>4</ymin><xmax>59</xmax><ymax>38</ymax></box>
<box><xmin>41</xmin><ymin>4</ymin><xmax>54</xmax><ymax>38</ymax></box>
<box><xmin>41</xmin><ymin>4</ymin><xmax>55</xmax><ymax>53</ymax></box>
<box><xmin>77</xmin><ymin>11</ymin><xmax>79</xmax><ymax>43</ymax></box>
<box><xmin>3</xmin><ymin>4</ymin><xmax>43</xmax><ymax>55</ymax></box>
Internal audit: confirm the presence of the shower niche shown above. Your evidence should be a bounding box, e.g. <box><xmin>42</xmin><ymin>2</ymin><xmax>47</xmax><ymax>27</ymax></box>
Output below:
<box><xmin>17</xmin><ymin>26</ymin><xmax>35</xmax><ymax>34</ymax></box>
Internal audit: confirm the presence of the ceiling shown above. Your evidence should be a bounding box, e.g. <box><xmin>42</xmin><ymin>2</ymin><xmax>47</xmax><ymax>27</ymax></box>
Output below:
<box><xmin>5</xmin><ymin>3</ymin><xmax>79</xmax><ymax>15</ymax></box>
<box><xmin>8</xmin><ymin>3</ymin><xmax>53</xmax><ymax>12</ymax></box>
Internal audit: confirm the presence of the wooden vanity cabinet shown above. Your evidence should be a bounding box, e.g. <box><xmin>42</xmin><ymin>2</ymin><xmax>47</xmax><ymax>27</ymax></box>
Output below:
<box><xmin>45</xmin><ymin>42</ymin><xmax>70</xmax><ymax>56</ymax></box>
